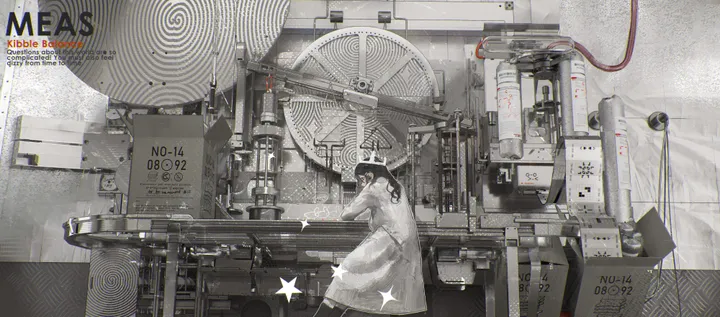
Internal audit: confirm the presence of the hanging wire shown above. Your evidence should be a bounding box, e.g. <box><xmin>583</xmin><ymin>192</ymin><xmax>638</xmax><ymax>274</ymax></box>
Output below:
<box><xmin>645</xmin><ymin>126</ymin><xmax>682</xmax><ymax>316</ymax></box>
<box><xmin>664</xmin><ymin>127</ymin><xmax>682</xmax><ymax>316</ymax></box>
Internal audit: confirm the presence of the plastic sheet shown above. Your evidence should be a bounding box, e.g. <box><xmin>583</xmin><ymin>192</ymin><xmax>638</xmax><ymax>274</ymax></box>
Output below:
<box><xmin>561</xmin><ymin>0</ymin><xmax>720</xmax><ymax>269</ymax></box>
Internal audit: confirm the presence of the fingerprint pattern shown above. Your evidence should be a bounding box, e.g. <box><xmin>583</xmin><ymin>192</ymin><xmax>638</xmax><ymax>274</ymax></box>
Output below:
<box><xmin>38</xmin><ymin>0</ymin><xmax>289</xmax><ymax>106</ymax></box>
<box><xmin>286</xmin><ymin>27</ymin><xmax>438</xmax><ymax>173</ymax></box>
<box><xmin>85</xmin><ymin>248</ymin><xmax>140</xmax><ymax>317</ymax></box>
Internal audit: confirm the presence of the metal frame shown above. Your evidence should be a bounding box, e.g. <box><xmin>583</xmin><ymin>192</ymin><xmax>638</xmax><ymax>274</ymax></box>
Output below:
<box><xmin>284</xmin><ymin>0</ymin><xmax>517</xmax><ymax>32</ymax></box>
<box><xmin>63</xmin><ymin>214</ymin><xmax>574</xmax><ymax>251</ymax></box>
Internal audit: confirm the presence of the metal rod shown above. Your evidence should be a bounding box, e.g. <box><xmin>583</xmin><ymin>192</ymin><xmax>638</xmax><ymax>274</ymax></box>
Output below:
<box><xmin>152</xmin><ymin>256</ymin><xmax>162</xmax><ymax>317</ymax></box>
<box><xmin>255</xmin><ymin>140</ymin><xmax>261</xmax><ymax>192</ymax></box>
<box><xmin>437</xmin><ymin>130</ymin><xmax>444</xmax><ymax>213</ymax></box>
<box><xmin>264</xmin><ymin>136</ymin><xmax>270</xmax><ymax>193</ymax></box>
<box><xmin>411</xmin><ymin>131</ymin><xmax>416</xmax><ymax>215</ymax></box>
<box><xmin>455</xmin><ymin>116</ymin><xmax>462</xmax><ymax>212</ymax></box>
<box><xmin>464</xmin><ymin>137</ymin><xmax>472</xmax><ymax>211</ymax></box>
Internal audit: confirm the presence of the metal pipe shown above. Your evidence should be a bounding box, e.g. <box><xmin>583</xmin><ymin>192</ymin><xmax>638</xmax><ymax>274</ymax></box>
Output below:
<box><xmin>598</xmin><ymin>96</ymin><xmax>633</xmax><ymax>224</ymax></box>
<box><xmin>152</xmin><ymin>256</ymin><xmax>162</xmax><ymax>317</ymax></box>
<box><xmin>558</xmin><ymin>57</ymin><xmax>576</xmax><ymax>137</ymax></box>
<box><xmin>455</xmin><ymin>114</ymin><xmax>462</xmax><ymax>212</ymax></box>
<box><xmin>437</xmin><ymin>130</ymin><xmax>444</xmax><ymax>213</ymax></box>
<box><xmin>313</xmin><ymin>0</ymin><xmax>330</xmax><ymax>40</ymax></box>
<box><xmin>392</xmin><ymin>0</ymin><xmax>409</xmax><ymax>38</ymax></box>
<box><xmin>464</xmin><ymin>137</ymin><xmax>472</xmax><ymax>211</ymax></box>
<box><xmin>411</xmin><ymin>130</ymin><xmax>417</xmax><ymax>215</ymax></box>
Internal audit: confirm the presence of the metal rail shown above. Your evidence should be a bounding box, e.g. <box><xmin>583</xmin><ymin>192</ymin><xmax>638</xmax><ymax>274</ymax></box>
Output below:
<box><xmin>62</xmin><ymin>214</ymin><xmax>557</xmax><ymax>250</ymax></box>
<box><xmin>245</xmin><ymin>61</ymin><xmax>450</xmax><ymax>123</ymax></box>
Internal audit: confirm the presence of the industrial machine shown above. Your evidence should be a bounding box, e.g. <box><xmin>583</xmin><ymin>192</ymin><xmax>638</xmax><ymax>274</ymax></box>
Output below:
<box><xmin>4</xmin><ymin>0</ymin><xmax>677</xmax><ymax>316</ymax></box>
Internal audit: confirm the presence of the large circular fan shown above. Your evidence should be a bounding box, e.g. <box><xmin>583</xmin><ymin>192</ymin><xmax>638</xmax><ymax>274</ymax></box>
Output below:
<box><xmin>285</xmin><ymin>27</ymin><xmax>439</xmax><ymax>174</ymax></box>
<box><xmin>38</xmin><ymin>0</ymin><xmax>290</xmax><ymax>106</ymax></box>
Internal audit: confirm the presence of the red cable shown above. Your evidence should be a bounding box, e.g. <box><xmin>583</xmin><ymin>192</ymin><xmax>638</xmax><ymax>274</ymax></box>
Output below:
<box><xmin>475</xmin><ymin>39</ymin><xmax>485</xmax><ymax>59</ymax></box>
<box><xmin>265</xmin><ymin>75</ymin><xmax>273</xmax><ymax>91</ymax></box>
<box><xmin>478</xmin><ymin>0</ymin><xmax>638</xmax><ymax>73</ymax></box>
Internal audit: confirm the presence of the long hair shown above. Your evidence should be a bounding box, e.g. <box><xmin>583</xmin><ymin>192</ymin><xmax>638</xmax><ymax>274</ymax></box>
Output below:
<box><xmin>355</xmin><ymin>161</ymin><xmax>402</xmax><ymax>204</ymax></box>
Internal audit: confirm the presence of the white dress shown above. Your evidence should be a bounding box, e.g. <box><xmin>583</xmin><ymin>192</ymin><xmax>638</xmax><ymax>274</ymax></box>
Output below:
<box><xmin>324</xmin><ymin>178</ymin><xmax>426</xmax><ymax>315</ymax></box>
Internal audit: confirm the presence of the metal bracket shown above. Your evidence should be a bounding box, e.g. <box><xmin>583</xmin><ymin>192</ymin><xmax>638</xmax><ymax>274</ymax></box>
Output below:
<box><xmin>342</xmin><ymin>89</ymin><xmax>378</xmax><ymax>109</ymax></box>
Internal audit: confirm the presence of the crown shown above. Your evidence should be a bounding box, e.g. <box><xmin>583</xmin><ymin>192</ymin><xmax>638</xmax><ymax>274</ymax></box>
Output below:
<box><xmin>354</xmin><ymin>150</ymin><xmax>387</xmax><ymax>176</ymax></box>
<box><xmin>358</xmin><ymin>150</ymin><xmax>387</xmax><ymax>166</ymax></box>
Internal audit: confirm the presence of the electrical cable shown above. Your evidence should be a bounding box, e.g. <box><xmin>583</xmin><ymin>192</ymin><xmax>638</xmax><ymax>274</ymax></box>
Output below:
<box><xmin>645</xmin><ymin>125</ymin><xmax>682</xmax><ymax>316</ymax></box>
<box><xmin>477</xmin><ymin>0</ymin><xmax>639</xmax><ymax>72</ymax></box>
<box><xmin>475</xmin><ymin>39</ymin><xmax>484</xmax><ymax>60</ymax></box>
<box><xmin>553</xmin><ymin>0</ymin><xmax>637</xmax><ymax>72</ymax></box>
<box><xmin>548</xmin><ymin>0</ymin><xmax>638</xmax><ymax>72</ymax></box>
<box><xmin>664</xmin><ymin>127</ymin><xmax>682</xmax><ymax>317</ymax></box>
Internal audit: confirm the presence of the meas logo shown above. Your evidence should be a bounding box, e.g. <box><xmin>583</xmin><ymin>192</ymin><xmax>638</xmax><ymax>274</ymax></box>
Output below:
<box><xmin>6</xmin><ymin>11</ymin><xmax>94</xmax><ymax>36</ymax></box>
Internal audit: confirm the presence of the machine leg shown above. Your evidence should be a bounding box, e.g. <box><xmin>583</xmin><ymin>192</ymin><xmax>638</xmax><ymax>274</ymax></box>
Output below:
<box><xmin>485</xmin><ymin>265</ymin><xmax>497</xmax><ymax>317</ymax></box>
<box><xmin>194</xmin><ymin>263</ymin><xmax>205</xmax><ymax>317</ymax></box>
<box><xmin>163</xmin><ymin>243</ymin><xmax>180</xmax><ymax>317</ymax></box>
<box><xmin>278</xmin><ymin>295</ymin><xmax>289</xmax><ymax>317</ymax></box>
<box><xmin>152</xmin><ymin>256</ymin><xmax>162</xmax><ymax>317</ymax></box>
<box><xmin>505</xmin><ymin>227</ymin><xmax>520</xmax><ymax>317</ymax></box>
<box><xmin>527</xmin><ymin>248</ymin><xmax>542</xmax><ymax>317</ymax></box>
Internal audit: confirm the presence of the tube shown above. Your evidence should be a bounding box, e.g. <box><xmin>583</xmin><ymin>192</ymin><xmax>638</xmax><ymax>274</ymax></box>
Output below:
<box><xmin>558</xmin><ymin>58</ymin><xmax>576</xmax><ymax>137</ymax></box>
<box><xmin>546</xmin><ymin>0</ymin><xmax>638</xmax><ymax>72</ymax></box>
<box><xmin>496</xmin><ymin>62</ymin><xmax>523</xmax><ymax>159</ymax></box>
<box><xmin>598</xmin><ymin>96</ymin><xmax>633</xmax><ymax>224</ymax></box>
<box><xmin>570</xmin><ymin>53</ymin><xmax>590</xmax><ymax>135</ymax></box>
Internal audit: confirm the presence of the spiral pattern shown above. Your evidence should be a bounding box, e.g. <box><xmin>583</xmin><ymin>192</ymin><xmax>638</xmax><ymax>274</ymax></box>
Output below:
<box><xmin>285</xmin><ymin>27</ymin><xmax>438</xmax><ymax>173</ymax></box>
<box><xmin>85</xmin><ymin>249</ymin><xmax>140</xmax><ymax>317</ymax></box>
<box><xmin>39</xmin><ymin>0</ymin><xmax>289</xmax><ymax>106</ymax></box>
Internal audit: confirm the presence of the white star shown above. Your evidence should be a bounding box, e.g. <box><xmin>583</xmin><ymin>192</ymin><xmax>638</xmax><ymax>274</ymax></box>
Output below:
<box><xmin>331</xmin><ymin>264</ymin><xmax>348</xmax><ymax>280</ymax></box>
<box><xmin>268</xmin><ymin>152</ymin><xmax>275</xmax><ymax>160</ymax></box>
<box><xmin>378</xmin><ymin>285</ymin><xmax>397</xmax><ymax>311</ymax></box>
<box><xmin>300</xmin><ymin>219</ymin><xmax>310</xmax><ymax>231</ymax></box>
<box><xmin>275</xmin><ymin>277</ymin><xmax>302</xmax><ymax>302</ymax></box>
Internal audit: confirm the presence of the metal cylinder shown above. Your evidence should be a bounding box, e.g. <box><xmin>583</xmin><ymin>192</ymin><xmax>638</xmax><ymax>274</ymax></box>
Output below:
<box><xmin>569</xmin><ymin>53</ymin><xmax>590</xmax><ymax>135</ymax></box>
<box><xmin>496</xmin><ymin>62</ymin><xmax>523</xmax><ymax>159</ymax></box>
<box><xmin>260</xmin><ymin>91</ymin><xmax>278</xmax><ymax>124</ymax></box>
<box><xmin>599</xmin><ymin>96</ymin><xmax>633</xmax><ymax>224</ymax></box>
<box><xmin>559</xmin><ymin>56</ymin><xmax>586</xmax><ymax>137</ymax></box>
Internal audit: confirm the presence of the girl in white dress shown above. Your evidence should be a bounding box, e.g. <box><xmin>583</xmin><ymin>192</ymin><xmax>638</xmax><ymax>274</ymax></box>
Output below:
<box><xmin>314</xmin><ymin>152</ymin><xmax>426</xmax><ymax>317</ymax></box>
